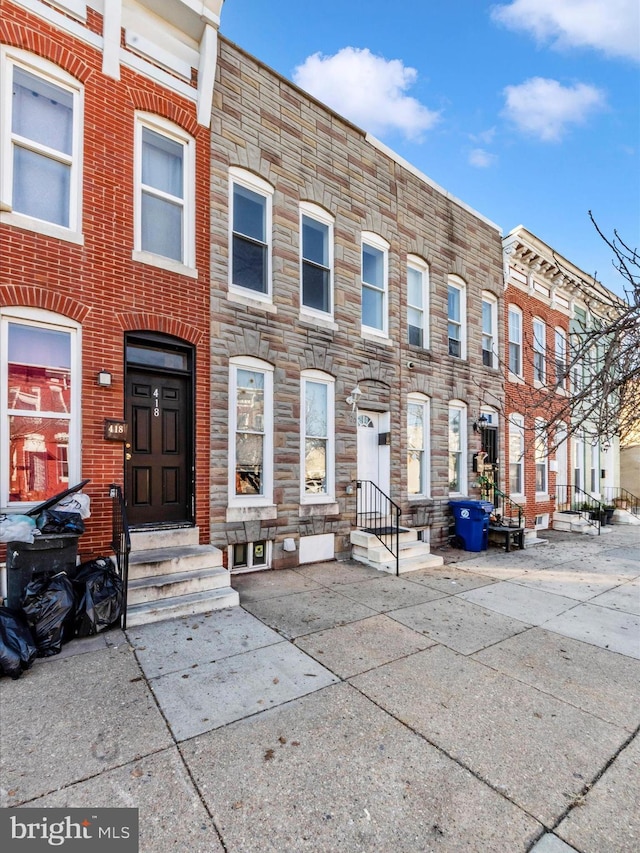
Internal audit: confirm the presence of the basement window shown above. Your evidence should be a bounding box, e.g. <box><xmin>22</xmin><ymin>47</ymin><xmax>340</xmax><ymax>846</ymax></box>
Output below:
<box><xmin>230</xmin><ymin>540</ymin><xmax>270</xmax><ymax>573</ymax></box>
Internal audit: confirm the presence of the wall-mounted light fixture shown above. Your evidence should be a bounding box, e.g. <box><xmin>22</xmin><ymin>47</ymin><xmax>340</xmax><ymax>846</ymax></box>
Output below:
<box><xmin>97</xmin><ymin>369</ymin><xmax>113</xmax><ymax>387</ymax></box>
<box><xmin>346</xmin><ymin>384</ymin><xmax>362</xmax><ymax>412</ymax></box>
<box><xmin>472</xmin><ymin>413</ymin><xmax>488</xmax><ymax>433</ymax></box>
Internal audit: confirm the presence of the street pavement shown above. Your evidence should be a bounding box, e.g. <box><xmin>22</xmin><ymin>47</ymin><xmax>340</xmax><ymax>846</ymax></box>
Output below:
<box><xmin>1</xmin><ymin>526</ymin><xmax>638</xmax><ymax>852</ymax></box>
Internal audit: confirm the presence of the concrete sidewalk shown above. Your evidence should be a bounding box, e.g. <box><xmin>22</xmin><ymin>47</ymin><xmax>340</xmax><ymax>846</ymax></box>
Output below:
<box><xmin>1</xmin><ymin>527</ymin><xmax>638</xmax><ymax>852</ymax></box>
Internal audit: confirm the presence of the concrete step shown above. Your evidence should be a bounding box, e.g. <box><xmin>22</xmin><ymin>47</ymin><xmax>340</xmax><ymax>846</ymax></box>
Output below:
<box><xmin>523</xmin><ymin>528</ymin><xmax>548</xmax><ymax>547</ymax></box>
<box><xmin>350</xmin><ymin>528</ymin><xmax>417</xmax><ymax>549</ymax></box>
<box><xmin>125</xmin><ymin>587</ymin><xmax>240</xmax><ymax>628</ymax></box>
<box><xmin>351</xmin><ymin>539</ymin><xmax>432</xmax><ymax>564</ymax></box>
<box><xmin>127</xmin><ymin>566</ymin><xmax>233</xmax><ymax>606</ymax></box>
<box><xmin>352</xmin><ymin>549</ymin><xmax>444</xmax><ymax>575</ymax></box>
<box><xmin>128</xmin><ymin>544</ymin><xmax>223</xmax><ymax>579</ymax></box>
<box><xmin>129</xmin><ymin>526</ymin><xmax>200</xmax><ymax>552</ymax></box>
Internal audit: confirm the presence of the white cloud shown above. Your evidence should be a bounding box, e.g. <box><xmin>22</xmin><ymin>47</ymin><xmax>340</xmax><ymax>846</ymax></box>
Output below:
<box><xmin>491</xmin><ymin>0</ymin><xmax>640</xmax><ymax>62</ymax></box>
<box><xmin>293</xmin><ymin>47</ymin><xmax>439</xmax><ymax>140</ymax></box>
<box><xmin>469</xmin><ymin>148</ymin><xmax>497</xmax><ymax>167</ymax></box>
<box><xmin>502</xmin><ymin>77</ymin><xmax>606</xmax><ymax>141</ymax></box>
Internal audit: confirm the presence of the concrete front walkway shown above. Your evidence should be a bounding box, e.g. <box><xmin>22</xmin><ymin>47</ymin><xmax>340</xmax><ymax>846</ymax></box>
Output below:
<box><xmin>1</xmin><ymin>528</ymin><xmax>638</xmax><ymax>852</ymax></box>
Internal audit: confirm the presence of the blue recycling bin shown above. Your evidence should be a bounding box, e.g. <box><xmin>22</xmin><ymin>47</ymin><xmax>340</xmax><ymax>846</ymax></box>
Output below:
<box><xmin>449</xmin><ymin>500</ymin><xmax>494</xmax><ymax>551</ymax></box>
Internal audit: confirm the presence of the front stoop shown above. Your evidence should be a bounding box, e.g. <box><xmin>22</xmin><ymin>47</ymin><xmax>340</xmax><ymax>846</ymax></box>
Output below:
<box><xmin>125</xmin><ymin>527</ymin><xmax>239</xmax><ymax>627</ymax></box>
<box><xmin>523</xmin><ymin>528</ymin><xmax>548</xmax><ymax>547</ymax></box>
<box><xmin>350</xmin><ymin>528</ymin><xmax>444</xmax><ymax>574</ymax></box>
<box><xmin>552</xmin><ymin>511</ymin><xmax>613</xmax><ymax>536</ymax></box>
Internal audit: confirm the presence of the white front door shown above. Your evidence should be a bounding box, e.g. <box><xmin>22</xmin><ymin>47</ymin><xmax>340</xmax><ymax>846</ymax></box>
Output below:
<box><xmin>357</xmin><ymin>410</ymin><xmax>390</xmax><ymax>495</ymax></box>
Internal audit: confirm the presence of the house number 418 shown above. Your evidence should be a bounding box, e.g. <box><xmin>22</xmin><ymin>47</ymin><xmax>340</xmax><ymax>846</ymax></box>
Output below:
<box><xmin>153</xmin><ymin>388</ymin><xmax>160</xmax><ymax>417</ymax></box>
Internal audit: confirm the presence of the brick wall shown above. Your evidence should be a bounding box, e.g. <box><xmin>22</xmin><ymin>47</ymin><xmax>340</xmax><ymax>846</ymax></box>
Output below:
<box><xmin>504</xmin><ymin>282</ymin><xmax>571</xmax><ymax>527</ymax></box>
<box><xmin>1</xmin><ymin>2</ymin><xmax>211</xmax><ymax>557</ymax></box>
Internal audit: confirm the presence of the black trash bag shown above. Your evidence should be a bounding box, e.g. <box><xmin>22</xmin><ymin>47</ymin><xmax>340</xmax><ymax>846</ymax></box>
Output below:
<box><xmin>36</xmin><ymin>509</ymin><xmax>85</xmax><ymax>535</ymax></box>
<box><xmin>0</xmin><ymin>606</ymin><xmax>38</xmax><ymax>679</ymax></box>
<box><xmin>73</xmin><ymin>558</ymin><xmax>123</xmax><ymax>637</ymax></box>
<box><xmin>22</xmin><ymin>572</ymin><xmax>76</xmax><ymax>657</ymax></box>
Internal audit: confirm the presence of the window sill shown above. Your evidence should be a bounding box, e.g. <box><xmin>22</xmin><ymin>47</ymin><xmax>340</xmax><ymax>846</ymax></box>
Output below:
<box><xmin>408</xmin><ymin>496</ymin><xmax>433</xmax><ymax>503</ymax></box>
<box><xmin>508</xmin><ymin>372</ymin><xmax>525</xmax><ymax>384</ymax></box>
<box><xmin>228</xmin><ymin>289</ymin><xmax>277</xmax><ymax>314</ymax></box>
<box><xmin>298</xmin><ymin>502</ymin><xmax>340</xmax><ymax>518</ymax></box>
<box><xmin>299</xmin><ymin>311</ymin><xmax>338</xmax><ymax>332</ymax></box>
<box><xmin>131</xmin><ymin>250</ymin><xmax>198</xmax><ymax>279</ymax></box>
<box><xmin>1</xmin><ymin>212</ymin><xmax>84</xmax><ymax>245</ymax></box>
<box><xmin>535</xmin><ymin>493</ymin><xmax>550</xmax><ymax>502</ymax></box>
<box><xmin>226</xmin><ymin>504</ymin><xmax>277</xmax><ymax>522</ymax></box>
<box><xmin>361</xmin><ymin>329</ymin><xmax>394</xmax><ymax>347</ymax></box>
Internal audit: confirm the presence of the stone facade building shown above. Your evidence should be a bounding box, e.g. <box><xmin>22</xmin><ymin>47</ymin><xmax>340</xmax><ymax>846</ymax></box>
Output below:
<box><xmin>208</xmin><ymin>38</ymin><xmax>505</xmax><ymax>570</ymax></box>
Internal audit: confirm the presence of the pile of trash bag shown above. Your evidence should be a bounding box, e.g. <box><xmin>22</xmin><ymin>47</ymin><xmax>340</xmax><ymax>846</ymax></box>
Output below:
<box><xmin>0</xmin><ymin>607</ymin><xmax>38</xmax><ymax>679</ymax></box>
<box><xmin>0</xmin><ymin>557</ymin><xmax>123</xmax><ymax>678</ymax></box>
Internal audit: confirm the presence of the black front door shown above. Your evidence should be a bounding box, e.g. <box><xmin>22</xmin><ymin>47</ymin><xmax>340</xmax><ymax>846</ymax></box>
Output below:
<box><xmin>125</xmin><ymin>364</ymin><xmax>192</xmax><ymax>526</ymax></box>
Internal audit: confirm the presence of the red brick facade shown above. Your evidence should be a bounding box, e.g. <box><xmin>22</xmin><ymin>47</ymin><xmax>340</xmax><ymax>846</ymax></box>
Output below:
<box><xmin>503</xmin><ymin>282</ymin><xmax>571</xmax><ymax>528</ymax></box>
<box><xmin>1</xmin><ymin>2</ymin><xmax>212</xmax><ymax>558</ymax></box>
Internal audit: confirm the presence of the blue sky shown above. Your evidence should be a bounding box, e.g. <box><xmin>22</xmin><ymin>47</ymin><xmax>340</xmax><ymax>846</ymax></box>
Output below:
<box><xmin>220</xmin><ymin>0</ymin><xmax>639</xmax><ymax>299</ymax></box>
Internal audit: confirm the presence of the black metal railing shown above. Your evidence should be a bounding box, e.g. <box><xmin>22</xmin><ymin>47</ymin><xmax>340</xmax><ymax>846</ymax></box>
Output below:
<box><xmin>478</xmin><ymin>475</ymin><xmax>524</xmax><ymax>528</ymax></box>
<box><xmin>109</xmin><ymin>484</ymin><xmax>131</xmax><ymax>629</ymax></box>
<box><xmin>601</xmin><ymin>486</ymin><xmax>639</xmax><ymax>515</ymax></box>
<box><xmin>555</xmin><ymin>484</ymin><xmax>604</xmax><ymax>534</ymax></box>
<box><xmin>355</xmin><ymin>480</ymin><xmax>401</xmax><ymax>576</ymax></box>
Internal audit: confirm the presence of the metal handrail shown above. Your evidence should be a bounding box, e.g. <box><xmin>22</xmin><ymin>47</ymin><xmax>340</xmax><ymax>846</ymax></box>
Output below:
<box><xmin>478</xmin><ymin>475</ymin><xmax>524</xmax><ymax>528</ymax></box>
<box><xmin>355</xmin><ymin>480</ymin><xmax>401</xmax><ymax>576</ymax></box>
<box><xmin>601</xmin><ymin>486</ymin><xmax>639</xmax><ymax>515</ymax></box>
<box><xmin>109</xmin><ymin>484</ymin><xmax>131</xmax><ymax>629</ymax></box>
<box><xmin>555</xmin><ymin>484</ymin><xmax>603</xmax><ymax>535</ymax></box>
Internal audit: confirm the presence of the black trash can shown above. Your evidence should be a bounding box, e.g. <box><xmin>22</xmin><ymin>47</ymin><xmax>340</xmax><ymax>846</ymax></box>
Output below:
<box><xmin>6</xmin><ymin>534</ymin><xmax>79</xmax><ymax>610</ymax></box>
<box><xmin>449</xmin><ymin>500</ymin><xmax>494</xmax><ymax>552</ymax></box>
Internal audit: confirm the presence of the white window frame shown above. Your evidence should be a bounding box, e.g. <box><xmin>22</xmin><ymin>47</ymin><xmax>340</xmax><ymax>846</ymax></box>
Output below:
<box><xmin>132</xmin><ymin>112</ymin><xmax>195</xmax><ymax>272</ymax></box>
<box><xmin>447</xmin><ymin>276</ymin><xmax>467</xmax><ymax>359</ymax></box>
<box><xmin>0</xmin><ymin>47</ymin><xmax>83</xmax><ymax>241</ymax></box>
<box><xmin>228</xmin><ymin>356</ymin><xmax>274</xmax><ymax>508</ymax></box>
<box><xmin>361</xmin><ymin>231</ymin><xmax>389</xmax><ymax>337</ymax></box>
<box><xmin>1</xmin><ymin>307</ymin><xmax>81</xmax><ymax>508</ymax></box>
<box><xmin>448</xmin><ymin>400</ymin><xmax>467</xmax><ymax>495</ymax></box>
<box><xmin>300</xmin><ymin>202</ymin><xmax>334</xmax><ymax>319</ymax></box>
<box><xmin>554</xmin><ymin>327</ymin><xmax>567</xmax><ymax>390</ymax></box>
<box><xmin>407</xmin><ymin>255</ymin><xmax>429</xmax><ymax>349</ymax></box>
<box><xmin>508</xmin><ymin>413</ymin><xmax>525</xmax><ymax>497</ymax></box>
<box><xmin>407</xmin><ymin>393</ymin><xmax>431</xmax><ymax>498</ymax></box>
<box><xmin>534</xmin><ymin>417</ymin><xmax>548</xmax><ymax>497</ymax></box>
<box><xmin>481</xmin><ymin>291</ymin><xmax>498</xmax><ymax>368</ymax></box>
<box><xmin>533</xmin><ymin>317</ymin><xmax>546</xmax><ymax>385</ymax></box>
<box><xmin>508</xmin><ymin>306</ymin><xmax>523</xmax><ymax>378</ymax></box>
<box><xmin>300</xmin><ymin>370</ymin><xmax>335</xmax><ymax>504</ymax></box>
<box><xmin>229</xmin><ymin>167</ymin><xmax>274</xmax><ymax>303</ymax></box>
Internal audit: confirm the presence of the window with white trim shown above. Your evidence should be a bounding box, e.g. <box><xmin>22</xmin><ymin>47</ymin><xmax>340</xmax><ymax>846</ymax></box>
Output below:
<box><xmin>229</xmin><ymin>168</ymin><xmax>273</xmax><ymax>298</ymax></box>
<box><xmin>1</xmin><ymin>49</ymin><xmax>82</xmax><ymax>233</ymax></box>
<box><xmin>533</xmin><ymin>318</ymin><xmax>546</xmax><ymax>384</ymax></box>
<box><xmin>361</xmin><ymin>232</ymin><xmax>389</xmax><ymax>335</ymax></box>
<box><xmin>1</xmin><ymin>308</ymin><xmax>80</xmax><ymax>506</ymax></box>
<box><xmin>554</xmin><ymin>327</ymin><xmax>567</xmax><ymax>389</ymax></box>
<box><xmin>300</xmin><ymin>203</ymin><xmax>333</xmax><ymax>316</ymax></box>
<box><xmin>508</xmin><ymin>306</ymin><xmax>523</xmax><ymax>376</ymax></box>
<box><xmin>301</xmin><ymin>370</ymin><xmax>335</xmax><ymax>501</ymax></box>
<box><xmin>509</xmin><ymin>413</ymin><xmax>525</xmax><ymax>495</ymax></box>
<box><xmin>447</xmin><ymin>276</ymin><xmax>466</xmax><ymax>359</ymax></box>
<box><xmin>407</xmin><ymin>394</ymin><xmax>430</xmax><ymax>497</ymax></box>
<box><xmin>534</xmin><ymin>418</ymin><xmax>548</xmax><ymax>494</ymax></box>
<box><xmin>448</xmin><ymin>400</ymin><xmax>467</xmax><ymax>494</ymax></box>
<box><xmin>481</xmin><ymin>291</ymin><xmax>497</xmax><ymax>368</ymax></box>
<box><xmin>229</xmin><ymin>357</ymin><xmax>273</xmax><ymax>506</ymax></box>
<box><xmin>134</xmin><ymin>114</ymin><xmax>194</xmax><ymax>267</ymax></box>
<box><xmin>407</xmin><ymin>256</ymin><xmax>429</xmax><ymax>348</ymax></box>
